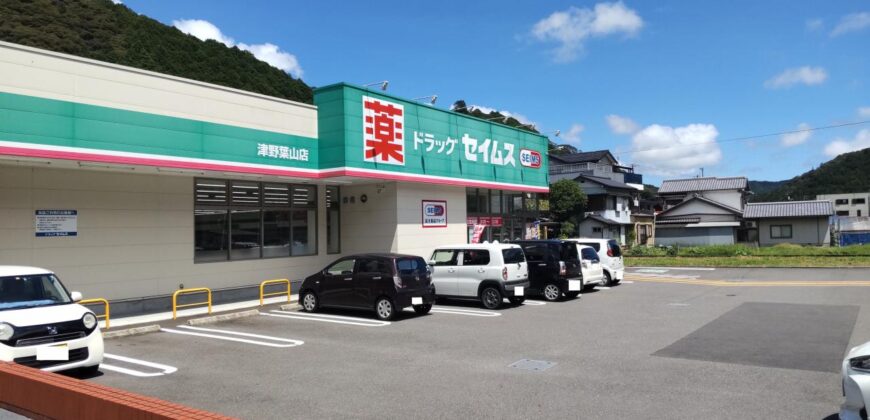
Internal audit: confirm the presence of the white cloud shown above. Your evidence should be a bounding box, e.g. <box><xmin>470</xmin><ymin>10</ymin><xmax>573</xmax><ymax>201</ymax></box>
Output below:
<box><xmin>780</xmin><ymin>123</ymin><xmax>812</xmax><ymax>147</ymax></box>
<box><xmin>806</xmin><ymin>18</ymin><xmax>823</xmax><ymax>31</ymax></box>
<box><xmin>173</xmin><ymin>19</ymin><xmax>303</xmax><ymax>78</ymax></box>
<box><xmin>629</xmin><ymin>123</ymin><xmax>722</xmax><ymax>176</ymax></box>
<box><xmin>605</xmin><ymin>114</ymin><xmax>639</xmax><ymax>135</ymax></box>
<box><xmin>831</xmin><ymin>12</ymin><xmax>870</xmax><ymax>37</ymax></box>
<box><xmin>531</xmin><ymin>2</ymin><xmax>643</xmax><ymax>62</ymax></box>
<box><xmin>824</xmin><ymin>129</ymin><xmax>870</xmax><ymax>157</ymax></box>
<box><xmin>562</xmin><ymin>124</ymin><xmax>585</xmax><ymax>146</ymax></box>
<box><xmin>859</xmin><ymin>107</ymin><xmax>870</xmax><ymax>118</ymax></box>
<box><xmin>764</xmin><ymin>66</ymin><xmax>828</xmax><ymax>89</ymax></box>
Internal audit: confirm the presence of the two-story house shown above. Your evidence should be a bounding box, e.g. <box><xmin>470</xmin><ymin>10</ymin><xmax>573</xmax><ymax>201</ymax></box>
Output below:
<box><xmin>549</xmin><ymin>150</ymin><xmax>647</xmax><ymax>244</ymax></box>
<box><xmin>654</xmin><ymin>176</ymin><xmax>751</xmax><ymax>246</ymax></box>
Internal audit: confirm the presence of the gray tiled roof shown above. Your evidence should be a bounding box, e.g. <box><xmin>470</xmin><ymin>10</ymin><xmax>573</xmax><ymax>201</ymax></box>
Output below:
<box><xmin>743</xmin><ymin>200</ymin><xmax>834</xmax><ymax>218</ymax></box>
<box><xmin>578</xmin><ymin>175</ymin><xmax>637</xmax><ymax>191</ymax></box>
<box><xmin>658</xmin><ymin>177</ymin><xmax>748</xmax><ymax>194</ymax></box>
<box><xmin>549</xmin><ymin>150</ymin><xmax>615</xmax><ymax>164</ymax></box>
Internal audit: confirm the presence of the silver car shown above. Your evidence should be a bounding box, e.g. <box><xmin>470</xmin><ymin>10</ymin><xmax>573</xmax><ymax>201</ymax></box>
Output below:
<box><xmin>841</xmin><ymin>340</ymin><xmax>870</xmax><ymax>420</ymax></box>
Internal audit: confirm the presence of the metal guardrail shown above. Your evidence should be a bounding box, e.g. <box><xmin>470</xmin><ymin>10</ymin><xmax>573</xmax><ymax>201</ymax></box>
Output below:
<box><xmin>79</xmin><ymin>298</ymin><xmax>110</xmax><ymax>329</ymax></box>
<box><xmin>172</xmin><ymin>288</ymin><xmax>212</xmax><ymax>320</ymax></box>
<box><xmin>260</xmin><ymin>279</ymin><xmax>291</xmax><ymax>306</ymax></box>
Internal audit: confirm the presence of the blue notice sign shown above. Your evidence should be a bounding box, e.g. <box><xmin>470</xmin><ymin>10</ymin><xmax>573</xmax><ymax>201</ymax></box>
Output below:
<box><xmin>35</xmin><ymin>210</ymin><xmax>78</xmax><ymax>237</ymax></box>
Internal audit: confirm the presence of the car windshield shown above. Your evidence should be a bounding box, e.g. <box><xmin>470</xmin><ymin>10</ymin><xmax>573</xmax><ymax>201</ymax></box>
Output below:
<box><xmin>502</xmin><ymin>248</ymin><xmax>526</xmax><ymax>264</ymax></box>
<box><xmin>397</xmin><ymin>257</ymin><xmax>427</xmax><ymax>275</ymax></box>
<box><xmin>0</xmin><ymin>274</ymin><xmax>72</xmax><ymax>311</ymax></box>
<box><xmin>560</xmin><ymin>243</ymin><xmax>579</xmax><ymax>261</ymax></box>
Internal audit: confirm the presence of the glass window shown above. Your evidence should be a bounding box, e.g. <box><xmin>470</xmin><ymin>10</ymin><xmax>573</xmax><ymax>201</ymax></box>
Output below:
<box><xmin>837</xmin><ymin>210</ymin><xmax>850</xmax><ymax>216</ymax></box>
<box><xmin>607</xmin><ymin>240</ymin><xmax>623</xmax><ymax>257</ymax></box>
<box><xmin>0</xmin><ymin>274</ymin><xmax>72</xmax><ymax>310</ymax></box>
<box><xmin>467</xmin><ymin>189</ymin><xmax>478</xmax><ymax>213</ymax></box>
<box><xmin>397</xmin><ymin>257</ymin><xmax>427</xmax><ymax>275</ymax></box>
<box><xmin>502</xmin><ymin>248</ymin><xmax>525</xmax><ymax>264</ymax></box>
<box><xmin>430</xmin><ymin>250</ymin><xmax>458</xmax><ymax>266</ymax></box>
<box><xmin>581</xmin><ymin>248</ymin><xmax>598</xmax><ymax>260</ymax></box>
<box><xmin>326</xmin><ymin>259</ymin><xmax>355</xmax><ymax>275</ymax></box>
<box><xmin>577</xmin><ymin>242</ymin><xmax>601</xmax><ymax>251</ymax></box>
<box><xmin>835</xmin><ymin>199</ymin><xmax>849</xmax><ymax>205</ymax></box>
<box><xmin>770</xmin><ymin>225</ymin><xmax>792</xmax><ymax>239</ymax></box>
<box><xmin>262</xmin><ymin>210</ymin><xmax>291</xmax><ymax>258</ymax></box>
<box><xmin>231</xmin><ymin>181</ymin><xmax>261</xmax><ymax>206</ymax></box>
<box><xmin>853</xmin><ymin>198</ymin><xmax>866</xmax><ymax>204</ymax></box>
<box><xmin>462</xmin><ymin>250</ymin><xmax>490</xmax><ymax>266</ymax></box>
<box><xmin>490</xmin><ymin>190</ymin><xmax>502</xmax><ymax>214</ymax></box>
<box><xmin>195</xmin><ymin>178</ymin><xmax>317</xmax><ymax>263</ymax></box>
<box><xmin>230</xmin><ymin>209</ymin><xmax>261</xmax><ymax>260</ymax></box>
<box><xmin>292</xmin><ymin>209</ymin><xmax>316</xmax><ymax>256</ymax></box>
<box><xmin>358</xmin><ymin>258</ymin><xmax>393</xmax><ymax>275</ymax></box>
<box><xmin>327</xmin><ymin>186</ymin><xmax>341</xmax><ymax>254</ymax></box>
<box><xmin>195</xmin><ymin>209</ymin><xmax>229</xmax><ymax>262</ymax></box>
<box><xmin>560</xmin><ymin>243</ymin><xmax>579</xmax><ymax>261</ymax></box>
<box><xmin>521</xmin><ymin>244</ymin><xmax>546</xmax><ymax>262</ymax></box>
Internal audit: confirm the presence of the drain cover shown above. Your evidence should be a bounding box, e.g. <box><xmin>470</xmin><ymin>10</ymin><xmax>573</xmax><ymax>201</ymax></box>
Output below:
<box><xmin>509</xmin><ymin>359</ymin><xmax>556</xmax><ymax>372</ymax></box>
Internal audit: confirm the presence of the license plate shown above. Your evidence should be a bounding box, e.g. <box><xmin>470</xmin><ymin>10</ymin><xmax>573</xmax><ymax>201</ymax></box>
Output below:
<box><xmin>514</xmin><ymin>286</ymin><xmax>524</xmax><ymax>296</ymax></box>
<box><xmin>569</xmin><ymin>280</ymin><xmax>581</xmax><ymax>291</ymax></box>
<box><xmin>411</xmin><ymin>297</ymin><xmax>423</xmax><ymax>305</ymax></box>
<box><xmin>37</xmin><ymin>343</ymin><xmax>69</xmax><ymax>361</ymax></box>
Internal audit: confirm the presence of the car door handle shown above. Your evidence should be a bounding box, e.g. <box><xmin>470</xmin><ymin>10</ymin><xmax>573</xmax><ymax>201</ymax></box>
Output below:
<box><xmin>538</xmin><ymin>263</ymin><xmax>547</xmax><ymax>267</ymax></box>
<box><xmin>448</xmin><ymin>268</ymin><xmax>456</xmax><ymax>272</ymax></box>
<box><xmin>343</xmin><ymin>277</ymin><xmax>353</xmax><ymax>281</ymax></box>
<box><xmin>477</xmin><ymin>268</ymin><xmax>485</xmax><ymax>273</ymax></box>
<box><xmin>372</xmin><ymin>276</ymin><xmax>382</xmax><ymax>280</ymax></box>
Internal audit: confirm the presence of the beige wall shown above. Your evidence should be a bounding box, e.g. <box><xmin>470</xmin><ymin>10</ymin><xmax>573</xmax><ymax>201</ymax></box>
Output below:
<box><xmin>395</xmin><ymin>183</ymin><xmax>467</xmax><ymax>259</ymax></box>
<box><xmin>702</xmin><ymin>190</ymin><xmax>743</xmax><ymax>210</ymax></box>
<box><xmin>758</xmin><ymin>217</ymin><xmax>830</xmax><ymax>246</ymax></box>
<box><xmin>339</xmin><ymin>183</ymin><xmax>399</xmax><ymax>255</ymax></box>
<box><xmin>0</xmin><ymin>165</ymin><xmax>333</xmax><ymax>300</ymax></box>
<box><xmin>0</xmin><ymin>41</ymin><xmax>316</xmax><ymax>138</ymax></box>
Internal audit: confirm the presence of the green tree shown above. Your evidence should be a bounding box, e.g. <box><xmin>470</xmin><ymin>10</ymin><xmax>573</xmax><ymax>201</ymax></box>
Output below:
<box><xmin>549</xmin><ymin>179</ymin><xmax>587</xmax><ymax>236</ymax></box>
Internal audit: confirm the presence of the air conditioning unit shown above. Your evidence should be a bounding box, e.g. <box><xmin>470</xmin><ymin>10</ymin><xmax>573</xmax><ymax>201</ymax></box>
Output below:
<box><xmin>744</xmin><ymin>221</ymin><xmax>757</xmax><ymax>228</ymax></box>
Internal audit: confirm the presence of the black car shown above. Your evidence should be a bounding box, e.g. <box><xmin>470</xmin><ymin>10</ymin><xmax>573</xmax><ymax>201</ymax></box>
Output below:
<box><xmin>299</xmin><ymin>253</ymin><xmax>436</xmax><ymax>320</ymax></box>
<box><xmin>510</xmin><ymin>240</ymin><xmax>583</xmax><ymax>301</ymax></box>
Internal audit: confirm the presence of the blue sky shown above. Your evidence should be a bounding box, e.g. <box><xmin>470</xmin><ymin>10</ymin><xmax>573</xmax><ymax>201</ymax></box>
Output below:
<box><xmin>120</xmin><ymin>0</ymin><xmax>869</xmax><ymax>184</ymax></box>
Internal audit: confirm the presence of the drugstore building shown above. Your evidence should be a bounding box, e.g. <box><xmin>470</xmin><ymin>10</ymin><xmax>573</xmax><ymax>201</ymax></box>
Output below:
<box><xmin>0</xmin><ymin>41</ymin><xmax>548</xmax><ymax>311</ymax></box>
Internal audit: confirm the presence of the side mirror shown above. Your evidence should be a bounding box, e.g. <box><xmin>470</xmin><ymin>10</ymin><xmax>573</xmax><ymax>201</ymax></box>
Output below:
<box><xmin>428</xmin><ymin>260</ymin><xmax>437</xmax><ymax>266</ymax></box>
<box><xmin>70</xmin><ymin>291</ymin><xmax>83</xmax><ymax>302</ymax></box>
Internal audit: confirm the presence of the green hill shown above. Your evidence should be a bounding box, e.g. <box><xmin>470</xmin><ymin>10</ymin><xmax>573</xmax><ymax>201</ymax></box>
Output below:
<box><xmin>750</xmin><ymin>147</ymin><xmax>870</xmax><ymax>202</ymax></box>
<box><xmin>0</xmin><ymin>0</ymin><xmax>312</xmax><ymax>103</ymax></box>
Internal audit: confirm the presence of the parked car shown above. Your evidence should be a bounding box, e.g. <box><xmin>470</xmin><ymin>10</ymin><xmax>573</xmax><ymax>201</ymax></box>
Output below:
<box><xmin>0</xmin><ymin>266</ymin><xmax>104</xmax><ymax>373</ymax></box>
<box><xmin>577</xmin><ymin>245</ymin><xmax>606</xmax><ymax>290</ymax></box>
<box><xmin>299</xmin><ymin>253</ymin><xmax>436</xmax><ymax>321</ymax></box>
<box><xmin>567</xmin><ymin>238</ymin><xmax>625</xmax><ymax>286</ymax></box>
<box><xmin>429</xmin><ymin>243</ymin><xmax>530</xmax><ymax>309</ymax></box>
<box><xmin>841</xmin><ymin>340</ymin><xmax>870</xmax><ymax>420</ymax></box>
<box><xmin>511</xmin><ymin>240</ymin><xmax>583</xmax><ymax>301</ymax></box>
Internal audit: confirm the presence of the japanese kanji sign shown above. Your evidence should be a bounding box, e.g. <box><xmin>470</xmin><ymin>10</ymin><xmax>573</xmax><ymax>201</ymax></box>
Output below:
<box><xmin>363</xmin><ymin>96</ymin><xmax>405</xmax><ymax>165</ymax></box>
<box><xmin>257</xmin><ymin>143</ymin><xmax>310</xmax><ymax>162</ymax></box>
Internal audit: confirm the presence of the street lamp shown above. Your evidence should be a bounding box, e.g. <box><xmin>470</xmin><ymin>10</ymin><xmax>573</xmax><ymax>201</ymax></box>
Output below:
<box><xmin>413</xmin><ymin>95</ymin><xmax>438</xmax><ymax>105</ymax></box>
<box><xmin>363</xmin><ymin>80</ymin><xmax>389</xmax><ymax>91</ymax></box>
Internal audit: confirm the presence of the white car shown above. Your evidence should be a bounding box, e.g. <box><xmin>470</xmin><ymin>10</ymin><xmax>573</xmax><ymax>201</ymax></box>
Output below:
<box><xmin>841</xmin><ymin>340</ymin><xmax>870</xmax><ymax>420</ymax></box>
<box><xmin>429</xmin><ymin>243</ymin><xmax>530</xmax><ymax>309</ymax></box>
<box><xmin>0</xmin><ymin>266</ymin><xmax>104</xmax><ymax>373</ymax></box>
<box><xmin>568</xmin><ymin>238</ymin><xmax>625</xmax><ymax>286</ymax></box>
<box><xmin>577</xmin><ymin>245</ymin><xmax>606</xmax><ymax>289</ymax></box>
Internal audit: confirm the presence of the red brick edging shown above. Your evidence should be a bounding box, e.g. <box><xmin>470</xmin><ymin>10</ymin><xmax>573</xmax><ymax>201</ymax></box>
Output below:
<box><xmin>0</xmin><ymin>362</ymin><xmax>235</xmax><ymax>419</ymax></box>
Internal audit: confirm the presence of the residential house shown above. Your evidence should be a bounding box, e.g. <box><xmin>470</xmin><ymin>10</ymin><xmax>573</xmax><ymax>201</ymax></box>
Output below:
<box><xmin>817</xmin><ymin>193</ymin><xmax>869</xmax><ymax>218</ymax></box>
<box><xmin>549</xmin><ymin>150</ymin><xmax>647</xmax><ymax>244</ymax></box>
<box><xmin>743</xmin><ymin>201</ymin><xmax>833</xmax><ymax>246</ymax></box>
<box><xmin>654</xmin><ymin>177</ymin><xmax>750</xmax><ymax>246</ymax></box>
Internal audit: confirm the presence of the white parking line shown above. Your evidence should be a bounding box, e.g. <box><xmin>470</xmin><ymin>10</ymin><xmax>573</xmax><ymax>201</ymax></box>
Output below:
<box><xmin>263</xmin><ymin>310</ymin><xmax>391</xmax><ymax>327</ymax></box>
<box><xmin>429</xmin><ymin>306</ymin><xmax>501</xmax><ymax>317</ymax></box>
<box><xmin>596</xmin><ymin>286</ymin><xmax>611</xmax><ymax>290</ymax></box>
<box><xmin>520</xmin><ymin>300</ymin><xmax>547</xmax><ymax>306</ymax></box>
<box><xmin>621</xmin><ymin>280</ymin><xmax>634</xmax><ymax>284</ymax></box>
<box><xmin>101</xmin><ymin>353</ymin><xmax>178</xmax><ymax>377</ymax></box>
<box><xmin>161</xmin><ymin>325</ymin><xmax>304</xmax><ymax>347</ymax></box>
<box><xmin>631</xmin><ymin>267</ymin><xmax>716</xmax><ymax>271</ymax></box>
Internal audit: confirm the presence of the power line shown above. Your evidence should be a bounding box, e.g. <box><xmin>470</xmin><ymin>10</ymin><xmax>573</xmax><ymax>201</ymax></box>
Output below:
<box><xmin>620</xmin><ymin>119</ymin><xmax>870</xmax><ymax>155</ymax></box>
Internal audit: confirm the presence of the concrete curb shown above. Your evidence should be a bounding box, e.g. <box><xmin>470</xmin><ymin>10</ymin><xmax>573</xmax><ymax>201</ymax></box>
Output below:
<box><xmin>102</xmin><ymin>324</ymin><xmax>161</xmax><ymax>339</ymax></box>
<box><xmin>187</xmin><ymin>309</ymin><xmax>260</xmax><ymax>325</ymax></box>
<box><xmin>280</xmin><ymin>303</ymin><xmax>300</xmax><ymax>311</ymax></box>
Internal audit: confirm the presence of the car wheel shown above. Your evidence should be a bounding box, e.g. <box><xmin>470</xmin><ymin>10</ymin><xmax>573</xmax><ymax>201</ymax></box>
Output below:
<box><xmin>542</xmin><ymin>283</ymin><xmax>562</xmax><ymax>301</ymax></box>
<box><xmin>413</xmin><ymin>304</ymin><xmax>432</xmax><ymax>315</ymax></box>
<box><xmin>79</xmin><ymin>364</ymin><xmax>100</xmax><ymax>376</ymax></box>
<box><xmin>375</xmin><ymin>297</ymin><xmax>396</xmax><ymax>321</ymax></box>
<box><xmin>565</xmin><ymin>291</ymin><xmax>581</xmax><ymax>299</ymax></box>
<box><xmin>301</xmin><ymin>291</ymin><xmax>319</xmax><ymax>313</ymax></box>
<box><xmin>602</xmin><ymin>271</ymin><xmax>614</xmax><ymax>287</ymax></box>
<box><xmin>508</xmin><ymin>297</ymin><xmax>526</xmax><ymax>305</ymax></box>
<box><xmin>481</xmin><ymin>286</ymin><xmax>503</xmax><ymax>309</ymax></box>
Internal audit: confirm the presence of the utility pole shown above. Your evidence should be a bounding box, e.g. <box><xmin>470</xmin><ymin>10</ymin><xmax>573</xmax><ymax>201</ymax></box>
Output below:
<box><xmin>700</xmin><ymin>167</ymin><xmax>704</xmax><ymax>177</ymax></box>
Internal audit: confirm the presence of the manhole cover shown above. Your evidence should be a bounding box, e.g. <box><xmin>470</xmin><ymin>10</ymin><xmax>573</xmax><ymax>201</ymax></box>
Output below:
<box><xmin>509</xmin><ymin>359</ymin><xmax>556</xmax><ymax>372</ymax></box>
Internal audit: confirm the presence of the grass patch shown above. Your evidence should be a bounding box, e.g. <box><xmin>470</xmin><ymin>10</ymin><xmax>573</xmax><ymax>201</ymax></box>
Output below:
<box><xmin>625</xmin><ymin>255</ymin><xmax>870</xmax><ymax>268</ymax></box>
<box><xmin>624</xmin><ymin>244</ymin><xmax>870</xmax><ymax>258</ymax></box>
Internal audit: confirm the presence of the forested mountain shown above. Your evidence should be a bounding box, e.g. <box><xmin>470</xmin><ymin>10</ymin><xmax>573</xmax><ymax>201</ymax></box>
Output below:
<box><xmin>750</xmin><ymin>147</ymin><xmax>870</xmax><ymax>202</ymax></box>
<box><xmin>0</xmin><ymin>0</ymin><xmax>312</xmax><ymax>103</ymax></box>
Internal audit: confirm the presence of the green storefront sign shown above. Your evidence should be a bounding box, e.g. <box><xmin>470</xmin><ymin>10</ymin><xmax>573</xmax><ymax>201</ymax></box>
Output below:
<box><xmin>314</xmin><ymin>83</ymin><xmax>549</xmax><ymax>191</ymax></box>
<box><xmin>0</xmin><ymin>84</ymin><xmax>548</xmax><ymax>191</ymax></box>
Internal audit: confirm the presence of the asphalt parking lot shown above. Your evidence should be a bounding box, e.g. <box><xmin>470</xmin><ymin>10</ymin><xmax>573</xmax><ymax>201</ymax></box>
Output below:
<box><xmin>78</xmin><ymin>267</ymin><xmax>870</xmax><ymax>419</ymax></box>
